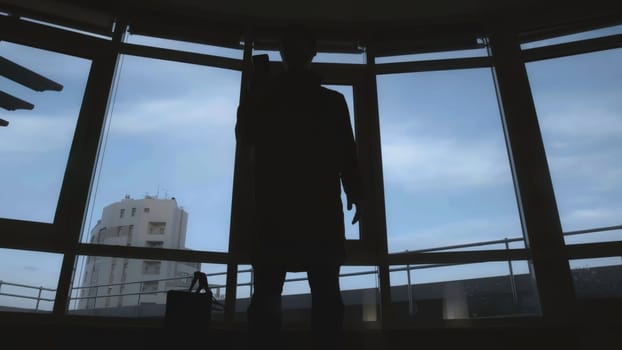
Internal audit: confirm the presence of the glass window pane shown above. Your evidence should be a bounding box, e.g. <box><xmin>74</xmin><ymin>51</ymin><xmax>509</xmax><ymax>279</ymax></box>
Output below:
<box><xmin>377</xmin><ymin>69</ymin><xmax>523</xmax><ymax>253</ymax></box>
<box><xmin>314</xmin><ymin>52</ymin><xmax>366</xmax><ymax>64</ymax></box>
<box><xmin>375</xmin><ymin>46</ymin><xmax>488</xmax><ymax>64</ymax></box>
<box><xmin>340</xmin><ymin>266</ymin><xmax>380</xmax><ymax>325</ymax></box>
<box><xmin>570</xmin><ymin>257</ymin><xmax>622</xmax><ymax>299</ymax></box>
<box><xmin>389</xmin><ymin>261</ymin><xmax>540</xmax><ymax>321</ymax></box>
<box><xmin>83</xmin><ymin>54</ymin><xmax>240</xmax><ymax>252</ymax></box>
<box><xmin>21</xmin><ymin>17</ymin><xmax>111</xmax><ymax>39</ymax></box>
<box><xmin>0</xmin><ymin>41</ymin><xmax>91</xmax><ymax>223</ymax></box>
<box><xmin>68</xmin><ymin>256</ymin><xmax>226</xmax><ymax>319</ymax></box>
<box><xmin>521</xmin><ymin>24</ymin><xmax>622</xmax><ymax>50</ymax></box>
<box><xmin>0</xmin><ymin>248</ymin><xmax>62</xmax><ymax>312</ymax></box>
<box><xmin>125</xmin><ymin>33</ymin><xmax>244</xmax><ymax>59</ymax></box>
<box><xmin>526</xmin><ymin>48</ymin><xmax>622</xmax><ymax>244</ymax></box>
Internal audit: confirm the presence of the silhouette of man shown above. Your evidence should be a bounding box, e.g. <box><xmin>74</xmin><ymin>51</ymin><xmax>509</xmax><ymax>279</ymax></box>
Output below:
<box><xmin>236</xmin><ymin>24</ymin><xmax>364</xmax><ymax>349</ymax></box>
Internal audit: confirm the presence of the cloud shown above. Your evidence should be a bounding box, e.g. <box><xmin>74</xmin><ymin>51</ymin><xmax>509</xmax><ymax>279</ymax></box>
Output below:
<box><xmin>548</xmin><ymin>152</ymin><xmax>622</xmax><ymax>192</ymax></box>
<box><xmin>539</xmin><ymin>106</ymin><xmax>622</xmax><ymax>140</ymax></box>
<box><xmin>536</xmin><ymin>103</ymin><xmax>622</xmax><ymax>195</ymax></box>
<box><xmin>0</xmin><ymin>114</ymin><xmax>75</xmax><ymax>153</ymax></box>
<box><xmin>561</xmin><ymin>207</ymin><xmax>622</xmax><ymax>245</ymax></box>
<box><xmin>108</xmin><ymin>94</ymin><xmax>237</xmax><ymax>136</ymax></box>
<box><xmin>381</xmin><ymin>128</ymin><xmax>511</xmax><ymax>193</ymax></box>
<box><xmin>1</xmin><ymin>41</ymin><xmax>91</xmax><ymax>84</ymax></box>
<box><xmin>561</xmin><ymin>207</ymin><xmax>622</xmax><ymax>229</ymax></box>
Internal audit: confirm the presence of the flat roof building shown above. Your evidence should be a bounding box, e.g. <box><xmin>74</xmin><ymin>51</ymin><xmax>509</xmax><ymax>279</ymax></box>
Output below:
<box><xmin>78</xmin><ymin>196</ymin><xmax>198</xmax><ymax>310</ymax></box>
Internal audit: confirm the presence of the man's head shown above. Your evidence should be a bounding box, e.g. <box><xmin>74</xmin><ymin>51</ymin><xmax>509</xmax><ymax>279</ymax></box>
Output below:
<box><xmin>279</xmin><ymin>24</ymin><xmax>317</xmax><ymax>71</ymax></box>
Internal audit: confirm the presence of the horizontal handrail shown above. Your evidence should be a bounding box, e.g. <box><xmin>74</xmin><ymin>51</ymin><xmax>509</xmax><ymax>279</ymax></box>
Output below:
<box><xmin>1</xmin><ymin>224</ymin><xmax>619</xmax><ymax>311</ymax></box>
<box><xmin>0</xmin><ymin>280</ymin><xmax>56</xmax><ymax>292</ymax></box>
<box><xmin>71</xmin><ymin>271</ymin><xmax>226</xmax><ymax>290</ymax></box>
<box><xmin>70</xmin><ymin>283</ymin><xmax>227</xmax><ymax>302</ymax></box>
<box><xmin>0</xmin><ymin>291</ymin><xmax>54</xmax><ymax>302</ymax></box>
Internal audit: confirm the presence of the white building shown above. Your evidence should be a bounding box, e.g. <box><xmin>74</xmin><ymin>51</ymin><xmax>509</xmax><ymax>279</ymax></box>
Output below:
<box><xmin>78</xmin><ymin>195</ymin><xmax>199</xmax><ymax>310</ymax></box>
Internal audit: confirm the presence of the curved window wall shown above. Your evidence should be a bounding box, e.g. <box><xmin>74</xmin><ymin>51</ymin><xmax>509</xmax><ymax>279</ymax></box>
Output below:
<box><xmin>1</xmin><ymin>12</ymin><xmax>621</xmax><ymax>327</ymax></box>
<box><xmin>524</xmin><ymin>27</ymin><xmax>622</xmax><ymax>300</ymax></box>
<box><xmin>68</xmin><ymin>31</ymin><xmax>243</xmax><ymax>318</ymax></box>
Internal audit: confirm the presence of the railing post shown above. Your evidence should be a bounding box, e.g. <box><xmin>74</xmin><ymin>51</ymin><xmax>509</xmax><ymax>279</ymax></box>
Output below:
<box><xmin>505</xmin><ymin>238</ymin><xmax>518</xmax><ymax>307</ymax></box>
<box><xmin>35</xmin><ymin>286</ymin><xmax>43</xmax><ymax>311</ymax></box>
<box><xmin>137</xmin><ymin>282</ymin><xmax>142</xmax><ymax>305</ymax></box>
<box><xmin>406</xmin><ymin>263</ymin><xmax>414</xmax><ymax>316</ymax></box>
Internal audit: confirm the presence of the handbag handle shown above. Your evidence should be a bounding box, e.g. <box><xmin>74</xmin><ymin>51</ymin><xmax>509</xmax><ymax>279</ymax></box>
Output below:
<box><xmin>188</xmin><ymin>270</ymin><xmax>225</xmax><ymax>311</ymax></box>
<box><xmin>189</xmin><ymin>271</ymin><xmax>210</xmax><ymax>294</ymax></box>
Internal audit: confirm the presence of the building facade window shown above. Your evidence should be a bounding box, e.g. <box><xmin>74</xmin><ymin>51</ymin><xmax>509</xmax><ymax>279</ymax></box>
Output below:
<box><xmin>146</xmin><ymin>241</ymin><xmax>164</xmax><ymax>248</ymax></box>
<box><xmin>120</xmin><ymin>208</ymin><xmax>125</xmax><ymax>218</ymax></box>
<box><xmin>141</xmin><ymin>281</ymin><xmax>159</xmax><ymax>293</ymax></box>
<box><xmin>142</xmin><ymin>261</ymin><xmax>161</xmax><ymax>274</ymax></box>
<box><xmin>148</xmin><ymin>222</ymin><xmax>166</xmax><ymax>235</ymax></box>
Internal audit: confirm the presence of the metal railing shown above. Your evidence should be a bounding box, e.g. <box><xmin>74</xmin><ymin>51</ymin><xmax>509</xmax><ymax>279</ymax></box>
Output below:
<box><xmin>69</xmin><ymin>273</ymin><xmax>227</xmax><ymax>310</ymax></box>
<box><xmin>1</xmin><ymin>224</ymin><xmax>620</xmax><ymax>312</ymax></box>
<box><xmin>0</xmin><ymin>280</ymin><xmax>56</xmax><ymax>311</ymax></box>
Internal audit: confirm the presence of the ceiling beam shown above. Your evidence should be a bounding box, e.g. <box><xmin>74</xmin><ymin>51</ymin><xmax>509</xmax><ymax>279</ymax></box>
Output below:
<box><xmin>0</xmin><ymin>90</ymin><xmax>34</xmax><ymax>111</ymax></box>
<box><xmin>0</xmin><ymin>56</ymin><xmax>63</xmax><ymax>92</ymax></box>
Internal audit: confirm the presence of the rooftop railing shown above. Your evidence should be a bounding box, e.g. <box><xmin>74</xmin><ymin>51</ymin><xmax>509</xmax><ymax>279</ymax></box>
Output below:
<box><xmin>1</xmin><ymin>224</ymin><xmax>619</xmax><ymax>312</ymax></box>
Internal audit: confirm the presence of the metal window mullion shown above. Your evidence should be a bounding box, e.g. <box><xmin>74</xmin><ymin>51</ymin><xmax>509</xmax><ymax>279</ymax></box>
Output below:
<box><xmin>223</xmin><ymin>35</ymin><xmax>255</xmax><ymax>327</ymax></box>
<box><xmin>75</xmin><ymin>243</ymin><xmax>228</xmax><ymax>264</ymax></box>
<box><xmin>51</xmin><ymin>23</ymin><xmax>127</xmax><ymax>317</ymax></box>
<box><xmin>360</xmin><ymin>45</ymin><xmax>393</xmax><ymax>329</ymax></box>
<box><xmin>488</xmin><ymin>29</ymin><xmax>576</xmax><ymax>322</ymax></box>
<box><xmin>119</xmin><ymin>43</ymin><xmax>243</xmax><ymax>71</ymax></box>
<box><xmin>0</xmin><ymin>15</ymin><xmax>110</xmax><ymax>59</ymax></box>
<box><xmin>523</xmin><ymin>33</ymin><xmax>622</xmax><ymax>62</ymax></box>
<box><xmin>0</xmin><ymin>219</ymin><xmax>60</xmax><ymax>252</ymax></box>
<box><xmin>375</xmin><ymin>56</ymin><xmax>492</xmax><ymax>75</ymax></box>
<box><xmin>388</xmin><ymin>248</ymin><xmax>531</xmax><ymax>265</ymax></box>
<box><xmin>566</xmin><ymin>241</ymin><xmax>622</xmax><ymax>260</ymax></box>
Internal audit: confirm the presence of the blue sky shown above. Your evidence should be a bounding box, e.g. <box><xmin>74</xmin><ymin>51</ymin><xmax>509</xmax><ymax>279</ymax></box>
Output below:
<box><xmin>1</xmin><ymin>28</ymin><xmax>621</xmax><ymax>308</ymax></box>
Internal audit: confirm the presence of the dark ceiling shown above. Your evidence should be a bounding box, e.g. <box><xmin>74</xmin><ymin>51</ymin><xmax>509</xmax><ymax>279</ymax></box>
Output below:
<box><xmin>1</xmin><ymin>0</ymin><xmax>621</xmax><ymax>50</ymax></box>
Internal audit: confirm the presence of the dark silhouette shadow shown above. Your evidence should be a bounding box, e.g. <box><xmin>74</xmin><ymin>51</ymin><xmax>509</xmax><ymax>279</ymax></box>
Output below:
<box><xmin>236</xmin><ymin>24</ymin><xmax>364</xmax><ymax>349</ymax></box>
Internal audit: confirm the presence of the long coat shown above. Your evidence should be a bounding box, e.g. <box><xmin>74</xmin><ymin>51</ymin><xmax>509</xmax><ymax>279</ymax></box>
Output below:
<box><xmin>236</xmin><ymin>69</ymin><xmax>363</xmax><ymax>270</ymax></box>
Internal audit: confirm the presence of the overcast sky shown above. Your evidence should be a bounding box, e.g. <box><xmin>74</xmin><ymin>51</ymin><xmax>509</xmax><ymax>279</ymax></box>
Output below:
<box><xmin>1</xmin><ymin>27</ymin><xmax>621</xmax><ymax>309</ymax></box>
